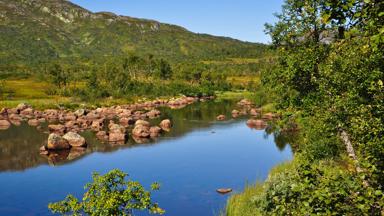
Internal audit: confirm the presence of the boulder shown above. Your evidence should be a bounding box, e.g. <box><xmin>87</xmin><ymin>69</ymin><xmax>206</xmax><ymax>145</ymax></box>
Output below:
<box><xmin>250</xmin><ymin>108</ymin><xmax>260</xmax><ymax>116</ymax></box>
<box><xmin>16</xmin><ymin>103</ymin><xmax>31</xmax><ymax>111</ymax></box>
<box><xmin>0</xmin><ymin>119</ymin><xmax>11</xmax><ymax>130</ymax></box>
<box><xmin>74</xmin><ymin>109</ymin><xmax>86</xmax><ymax>117</ymax></box>
<box><xmin>63</xmin><ymin>132</ymin><xmax>86</xmax><ymax>147</ymax></box>
<box><xmin>39</xmin><ymin>145</ymin><xmax>49</xmax><ymax>155</ymax></box>
<box><xmin>146</xmin><ymin>109</ymin><xmax>161</xmax><ymax>119</ymax></box>
<box><xmin>109</xmin><ymin>123</ymin><xmax>126</xmax><ymax>133</ymax></box>
<box><xmin>9</xmin><ymin>114</ymin><xmax>22</xmax><ymax>121</ymax></box>
<box><xmin>216</xmin><ymin>115</ymin><xmax>226</xmax><ymax>121</ymax></box>
<box><xmin>119</xmin><ymin>117</ymin><xmax>134</xmax><ymax>126</ymax></box>
<box><xmin>20</xmin><ymin>108</ymin><xmax>34</xmax><ymax>116</ymax></box>
<box><xmin>135</xmin><ymin>120</ymin><xmax>151</xmax><ymax>127</ymax></box>
<box><xmin>64</xmin><ymin>113</ymin><xmax>77</xmax><ymax>121</ymax></box>
<box><xmin>108</xmin><ymin>132</ymin><xmax>126</xmax><ymax>142</ymax></box>
<box><xmin>28</xmin><ymin>119</ymin><xmax>40</xmax><ymax>126</ymax></box>
<box><xmin>47</xmin><ymin>133</ymin><xmax>70</xmax><ymax>150</ymax></box>
<box><xmin>159</xmin><ymin>119</ymin><xmax>172</xmax><ymax>131</ymax></box>
<box><xmin>149</xmin><ymin>126</ymin><xmax>162</xmax><ymax>138</ymax></box>
<box><xmin>262</xmin><ymin>112</ymin><xmax>275</xmax><ymax>120</ymax></box>
<box><xmin>48</xmin><ymin>124</ymin><xmax>66</xmax><ymax>135</ymax></box>
<box><xmin>237</xmin><ymin>99</ymin><xmax>252</xmax><ymax>106</ymax></box>
<box><xmin>96</xmin><ymin>131</ymin><xmax>108</xmax><ymax>141</ymax></box>
<box><xmin>132</xmin><ymin>124</ymin><xmax>150</xmax><ymax>138</ymax></box>
<box><xmin>232</xmin><ymin>110</ymin><xmax>240</xmax><ymax>118</ymax></box>
<box><xmin>91</xmin><ymin>120</ymin><xmax>104</xmax><ymax>131</ymax></box>
<box><xmin>216</xmin><ymin>188</ymin><xmax>233</xmax><ymax>194</ymax></box>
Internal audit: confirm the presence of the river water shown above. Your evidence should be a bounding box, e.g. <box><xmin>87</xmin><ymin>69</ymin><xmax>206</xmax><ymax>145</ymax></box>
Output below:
<box><xmin>0</xmin><ymin>99</ymin><xmax>293</xmax><ymax>216</ymax></box>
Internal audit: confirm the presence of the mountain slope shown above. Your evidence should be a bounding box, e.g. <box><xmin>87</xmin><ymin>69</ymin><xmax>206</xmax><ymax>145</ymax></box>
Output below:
<box><xmin>0</xmin><ymin>0</ymin><xmax>267</xmax><ymax>65</ymax></box>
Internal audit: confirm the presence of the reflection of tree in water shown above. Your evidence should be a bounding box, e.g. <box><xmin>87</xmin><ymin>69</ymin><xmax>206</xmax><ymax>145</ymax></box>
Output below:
<box><xmin>264</xmin><ymin>125</ymin><xmax>298</xmax><ymax>151</ymax></box>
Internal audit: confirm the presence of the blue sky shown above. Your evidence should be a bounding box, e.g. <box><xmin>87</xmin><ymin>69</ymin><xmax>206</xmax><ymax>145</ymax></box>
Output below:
<box><xmin>70</xmin><ymin>0</ymin><xmax>284</xmax><ymax>44</ymax></box>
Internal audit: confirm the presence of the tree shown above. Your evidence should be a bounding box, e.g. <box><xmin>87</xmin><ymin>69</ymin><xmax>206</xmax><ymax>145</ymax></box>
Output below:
<box><xmin>156</xmin><ymin>59</ymin><xmax>173</xmax><ymax>80</ymax></box>
<box><xmin>48</xmin><ymin>63</ymin><xmax>70</xmax><ymax>88</ymax></box>
<box><xmin>48</xmin><ymin>169</ymin><xmax>164</xmax><ymax>216</ymax></box>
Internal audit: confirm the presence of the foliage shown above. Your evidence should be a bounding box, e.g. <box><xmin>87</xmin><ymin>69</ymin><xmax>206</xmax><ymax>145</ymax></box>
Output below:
<box><xmin>48</xmin><ymin>169</ymin><xmax>164</xmax><ymax>216</ymax></box>
<box><xmin>228</xmin><ymin>0</ymin><xmax>383</xmax><ymax>215</ymax></box>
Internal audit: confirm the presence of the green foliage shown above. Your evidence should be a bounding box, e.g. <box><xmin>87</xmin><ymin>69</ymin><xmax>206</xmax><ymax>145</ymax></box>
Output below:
<box><xmin>48</xmin><ymin>169</ymin><xmax>164</xmax><ymax>216</ymax></box>
<box><xmin>228</xmin><ymin>0</ymin><xmax>384</xmax><ymax>215</ymax></box>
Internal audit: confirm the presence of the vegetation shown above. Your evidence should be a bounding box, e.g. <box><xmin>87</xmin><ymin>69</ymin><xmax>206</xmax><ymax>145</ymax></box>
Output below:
<box><xmin>227</xmin><ymin>0</ymin><xmax>383</xmax><ymax>215</ymax></box>
<box><xmin>48</xmin><ymin>169</ymin><xmax>164</xmax><ymax>216</ymax></box>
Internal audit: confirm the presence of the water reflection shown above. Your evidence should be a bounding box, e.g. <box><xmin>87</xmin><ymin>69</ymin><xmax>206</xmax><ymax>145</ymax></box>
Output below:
<box><xmin>0</xmin><ymin>100</ymin><xmax>293</xmax><ymax>172</ymax></box>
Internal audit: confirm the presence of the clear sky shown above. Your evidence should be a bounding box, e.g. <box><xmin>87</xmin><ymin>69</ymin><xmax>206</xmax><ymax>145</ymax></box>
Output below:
<box><xmin>69</xmin><ymin>0</ymin><xmax>284</xmax><ymax>44</ymax></box>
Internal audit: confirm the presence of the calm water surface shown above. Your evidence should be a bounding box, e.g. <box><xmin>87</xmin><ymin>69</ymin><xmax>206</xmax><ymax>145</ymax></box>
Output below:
<box><xmin>0</xmin><ymin>100</ymin><xmax>293</xmax><ymax>216</ymax></box>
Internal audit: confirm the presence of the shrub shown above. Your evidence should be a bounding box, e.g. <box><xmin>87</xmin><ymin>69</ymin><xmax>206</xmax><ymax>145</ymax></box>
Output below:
<box><xmin>48</xmin><ymin>169</ymin><xmax>164</xmax><ymax>216</ymax></box>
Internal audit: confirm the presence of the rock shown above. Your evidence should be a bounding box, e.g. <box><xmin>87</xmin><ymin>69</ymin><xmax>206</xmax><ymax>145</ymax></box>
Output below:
<box><xmin>63</xmin><ymin>132</ymin><xmax>86</xmax><ymax>147</ymax></box>
<box><xmin>109</xmin><ymin>123</ymin><xmax>126</xmax><ymax>133</ymax></box>
<box><xmin>108</xmin><ymin>132</ymin><xmax>126</xmax><ymax>143</ymax></box>
<box><xmin>262</xmin><ymin>112</ymin><xmax>275</xmax><ymax>120</ymax></box>
<box><xmin>250</xmin><ymin>108</ymin><xmax>260</xmax><ymax>116</ymax></box>
<box><xmin>7</xmin><ymin>108</ymin><xmax>19</xmax><ymax>114</ymax></box>
<box><xmin>64</xmin><ymin>113</ymin><xmax>77</xmax><ymax>121</ymax></box>
<box><xmin>246</xmin><ymin>119</ymin><xmax>267</xmax><ymax>130</ymax></box>
<box><xmin>0</xmin><ymin>119</ymin><xmax>11</xmax><ymax>127</ymax></box>
<box><xmin>231</xmin><ymin>110</ymin><xmax>240</xmax><ymax>118</ymax></box>
<box><xmin>20</xmin><ymin>108</ymin><xmax>34</xmax><ymax>116</ymax></box>
<box><xmin>119</xmin><ymin>117</ymin><xmax>134</xmax><ymax>126</ymax></box>
<box><xmin>159</xmin><ymin>119</ymin><xmax>172</xmax><ymax>131</ymax></box>
<box><xmin>216</xmin><ymin>115</ymin><xmax>226</xmax><ymax>121</ymax></box>
<box><xmin>216</xmin><ymin>188</ymin><xmax>233</xmax><ymax>194</ymax></box>
<box><xmin>48</xmin><ymin>124</ymin><xmax>66</xmax><ymax>135</ymax></box>
<box><xmin>28</xmin><ymin>119</ymin><xmax>40</xmax><ymax>126</ymax></box>
<box><xmin>39</xmin><ymin>145</ymin><xmax>49</xmax><ymax>155</ymax></box>
<box><xmin>47</xmin><ymin>133</ymin><xmax>70</xmax><ymax>150</ymax></box>
<box><xmin>149</xmin><ymin>126</ymin><xmax>162</xmax><ymax>138</ymax></box>
<box><xmin>9</xmin><ymin>114</ymin><xmax>22</xmax><ymax>121</ymax></box>
<box><xmin>74</xmin><ymin>109</ymin><xmax>86</xmax><ymax>117</ymax></box>
<box><xmin>237</xmin><ymin>99</ymin><xmax>252</xmax><ymax>106</ymax></box>
<box><xmin>132</xmin><ymin>124</ymin><xmax>150</xmax><ymax>138</ymax></box>
<box><xmin>132</xmin><ymin>136</ymin><xmax>150</xmax><ymax>144</ymax></box>
<box><xmin>0</xmin><ymin>119</ymin><xmax>11</xmax><ymax>130</ymax></box>
<box><xmin>135</xmin><ymin>120</ymin><xmax>151</xmax><ymax>127</ymax></box>
<box><xmin>146</xmin><ymin>109</ymin><xmax>161</xmax><ymax>119</ymax></box>
<box><xmin>96</xmin><ymin>131</ymin><xmax>108</xmax><ymax>141</ymax></box>
<box><xmin>16</xmin><ymin>103</ymin><xmax>31</xmax><ymax>111</ymax></box>
<box><xmin>91</xmin><ymin>120</ymin><xmax>104</xmax><ymax>131</ymax></box>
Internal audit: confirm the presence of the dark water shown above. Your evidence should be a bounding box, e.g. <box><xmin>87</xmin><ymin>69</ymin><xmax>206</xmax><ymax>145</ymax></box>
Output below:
<box><xmin>0</xmin><ymin>100</ymin><xmax>293</xmax><ymax>216</ymax></box>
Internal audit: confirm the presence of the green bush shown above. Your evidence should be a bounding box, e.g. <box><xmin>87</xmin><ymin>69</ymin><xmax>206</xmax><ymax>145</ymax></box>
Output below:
<box><xmin>48</xmin><ymin>169</ymin><xmax>164</xmax><ymax>216</ymax></box>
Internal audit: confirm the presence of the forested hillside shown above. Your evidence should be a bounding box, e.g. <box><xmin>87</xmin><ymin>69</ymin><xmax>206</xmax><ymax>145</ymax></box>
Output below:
<box><xmin>0</xmin><ymin>0</ymin><xmax>266</xmax><ymax>66</ymax></box>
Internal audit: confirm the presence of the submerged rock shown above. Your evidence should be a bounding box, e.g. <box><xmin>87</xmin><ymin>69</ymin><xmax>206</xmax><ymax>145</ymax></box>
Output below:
<box><xmin>216</xmin><ymin>188</ymin><xmax>233</xmax><ymax>194</ymax></box>
<box><xmin>216</xmin><ymin>115</ymin><xmax>226</xmax><ymax>121</ymax></box>
<box><xmin>48</xmin><ymin>124</ymin><xmax>66</xmax><ymax>135</ymax></box>
<box><xmin>149</xmin><ymin>126</ymin><xmax>162</xmax><ymax>138</ymax></box>
<box><xmin>47</xmin><ymin>133</ymin><xmax>70</xmax><ymax>150</ymax></box>
<box><xmin>159</xmin><ymin>119</ymin><xmax>172</xmax><ymax>131</ymax></box>
<box><xmin>132</xmin><ymin>124</ymin><xmax>150</xmax><ymax>138</ymax></box>
<box><xmin>63</xmin><ymin>132</ymin><xmax>86</xmax><ymax>147</ymax></box>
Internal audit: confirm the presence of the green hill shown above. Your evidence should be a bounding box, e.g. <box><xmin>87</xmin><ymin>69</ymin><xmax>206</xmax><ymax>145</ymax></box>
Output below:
<box><xmin>0</xmin><ymin>0</ymin><xmax>267</xmax><ymax>65</ymax></box>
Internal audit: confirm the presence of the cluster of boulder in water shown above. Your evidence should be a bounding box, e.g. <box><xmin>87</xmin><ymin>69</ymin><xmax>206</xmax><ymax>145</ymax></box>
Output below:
<box><xmin>216</xmin><ymin>99</ymin><xmax>277</xmax><ymax>130</ymax></box>
<box><xmin>0</xmin><ymin>96</ymin><xmax>213</xmax><ymax>159</ymax></box>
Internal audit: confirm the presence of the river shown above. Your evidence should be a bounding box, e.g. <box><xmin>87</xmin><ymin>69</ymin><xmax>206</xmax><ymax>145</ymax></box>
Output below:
<box><xmin>0</xmin><ymin>99</ymin><xmax>293</xmax><ymax>215</ymax></box>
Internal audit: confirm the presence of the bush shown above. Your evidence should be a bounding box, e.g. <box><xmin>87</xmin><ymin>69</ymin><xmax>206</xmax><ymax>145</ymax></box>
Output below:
<box><xmin>48</xmin><ymin>169</ymin><xmax>164</xmax><ymax>216</ymax></box>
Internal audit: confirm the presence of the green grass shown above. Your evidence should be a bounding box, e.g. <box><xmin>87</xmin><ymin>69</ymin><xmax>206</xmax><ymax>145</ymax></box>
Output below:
<box><xmin>225</xmin><ymin>162</ymin><xmax>294</xmax><ymax>216</ymax></box>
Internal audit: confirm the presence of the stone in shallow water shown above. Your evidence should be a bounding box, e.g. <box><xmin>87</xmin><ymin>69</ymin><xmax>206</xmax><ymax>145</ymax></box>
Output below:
<box><xmin>216</xmin><ymin>115</ymin><xmax>226</xmax><ymax>121</ymax></box>
<box><xmin>159</xmin><ymin>119</ymin><xmax>172</xmax><ymax>131</ymax></box>
<box><xmin>216</xmin><ymin>188</ymin><xmax>233</xmax><ymax>194</ymax></box>
<box><xmin>63</xmin><ymin>132</ymin><xmax>86</xmax><ymax>147</ymax></box>
<box><xmin>47</xmin><ymin>133</ymin><xmax>70</xmax><ymax>150</ymax></box>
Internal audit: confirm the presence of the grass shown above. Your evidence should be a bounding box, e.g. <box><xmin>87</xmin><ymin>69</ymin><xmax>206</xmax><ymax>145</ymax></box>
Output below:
<box><xmin>225</xmin><ymin>162</ymin><xmax>293</xmax><ymax>216</ymax></box>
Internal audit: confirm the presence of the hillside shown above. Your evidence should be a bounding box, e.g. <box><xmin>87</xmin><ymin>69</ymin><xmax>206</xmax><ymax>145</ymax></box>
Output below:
<box><xmin>0</xmin><ymin>0</ymin><xmax>267</xmax><ymax>65</ymax></box>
